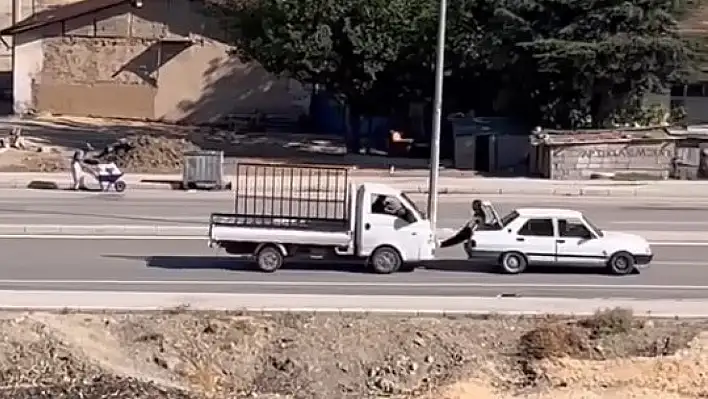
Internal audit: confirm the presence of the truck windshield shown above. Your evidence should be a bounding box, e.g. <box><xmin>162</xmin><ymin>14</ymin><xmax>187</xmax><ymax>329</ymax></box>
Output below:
<box><xmin>401</xmin><ymin>192</ymin><xmax>426</xmax><ymax>219</ymax></box>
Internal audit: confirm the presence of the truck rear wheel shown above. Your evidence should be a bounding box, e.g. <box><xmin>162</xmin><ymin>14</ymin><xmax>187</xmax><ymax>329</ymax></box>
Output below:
<box><xmin>369</xmin><ymin>246</ymin><xmax>402</xmax><ymax>274</ymax></box>
<box><xmin>256</xmin><ymin>245</ymin><xmax>284</xmax><ymax>273</ymax></box>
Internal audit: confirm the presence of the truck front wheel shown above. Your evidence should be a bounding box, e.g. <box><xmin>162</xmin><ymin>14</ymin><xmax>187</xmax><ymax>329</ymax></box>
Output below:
<box><xmin>256</xmin><ymin>245</ymin><xmax>284</xmax><ymax>273</ymax></box>
<box><xmin>369</xmin><ymin>246</ymin><xmax>402</xmax><ymax>274</ymax></box>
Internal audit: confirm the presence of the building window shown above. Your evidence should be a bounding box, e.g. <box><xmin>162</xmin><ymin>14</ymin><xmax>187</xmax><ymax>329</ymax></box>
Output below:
<box><xmin>670</xmin><ymin>85</ymin><xmax>686</xmax><ymax>97</ymax></box>
<box><xmin>687</xmin><ymin>83</ymin><xmax>705</xmax><ymax>97</ymax></box>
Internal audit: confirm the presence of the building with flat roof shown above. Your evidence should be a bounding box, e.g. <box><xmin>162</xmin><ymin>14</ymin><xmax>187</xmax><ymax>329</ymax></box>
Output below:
<box><xmin>0</xmin><ymin>0</ymin><xmax>307</xmax><ymax>123</ymax></box>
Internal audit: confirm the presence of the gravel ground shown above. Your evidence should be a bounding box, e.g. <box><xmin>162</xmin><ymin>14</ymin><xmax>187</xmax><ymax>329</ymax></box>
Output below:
<box><xmin>0</xmin><ymin>309</ymin><xmax>705</xmax><ymax>399</ymax></box>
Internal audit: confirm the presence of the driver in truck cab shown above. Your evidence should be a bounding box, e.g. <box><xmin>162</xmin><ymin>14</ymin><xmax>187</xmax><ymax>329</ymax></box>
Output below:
<box><xmin>372</xmin><ymin>195</ymin><xmax>415</xmax><ymax>223</ymax></box>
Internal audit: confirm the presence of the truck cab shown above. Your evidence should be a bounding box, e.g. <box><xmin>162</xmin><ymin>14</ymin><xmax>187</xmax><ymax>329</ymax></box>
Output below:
<box><xmin>353</xmin><ymin>183</ymin><xmax>436</xmax><ymax>269</ymax></box>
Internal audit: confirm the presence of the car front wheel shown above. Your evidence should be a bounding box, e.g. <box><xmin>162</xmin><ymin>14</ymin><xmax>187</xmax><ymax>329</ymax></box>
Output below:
<box><xmin>607</xmin><ymin>251</ymin><xmax>635</xmax><ymax>275</ymax></box>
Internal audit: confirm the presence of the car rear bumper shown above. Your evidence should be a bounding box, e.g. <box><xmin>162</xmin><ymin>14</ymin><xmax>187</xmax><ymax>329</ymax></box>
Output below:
<box><xmin>634</xmin><ymin>254</ymin><xmax>653</xmax><ymax>266</ymax></box>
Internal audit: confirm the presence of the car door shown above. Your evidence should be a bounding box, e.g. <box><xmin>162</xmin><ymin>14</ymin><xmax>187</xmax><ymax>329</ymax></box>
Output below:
<box><xmin>515</xmin><ymin>218</ymin><xmax>556</xmax><ymax>264</ymax></box>
<box><xmin>555</xmin><ymin>218</ymin><xmax>607</xmax><ymax>267</ymax></box>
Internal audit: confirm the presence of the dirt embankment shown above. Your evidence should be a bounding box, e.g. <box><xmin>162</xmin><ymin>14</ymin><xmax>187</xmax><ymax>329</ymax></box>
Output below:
<box><xmin>0</xmin><ymin>308</ymin><xmax>705</xmax><ymax>398</ymax></box>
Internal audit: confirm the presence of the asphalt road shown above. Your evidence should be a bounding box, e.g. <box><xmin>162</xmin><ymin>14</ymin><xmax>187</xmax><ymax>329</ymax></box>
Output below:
<box><xmin>1</xmin><ymin>189</ymin><xmax>708</xmax><ymax>300</ymax></box>
<box><xmin>2</xmin><ymin>238</ymin><xmax>708</xmax><ymax>299</ymax></box>
<box><xmin>2</xmin><ymin>189</ymin><xmax>708</xmax><ymax>231</ymax></box>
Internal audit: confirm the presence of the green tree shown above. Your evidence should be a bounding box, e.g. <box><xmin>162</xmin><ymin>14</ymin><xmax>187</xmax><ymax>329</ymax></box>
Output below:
<box><xmin>457</xmin><ymin>0</ymin><xmax>695</xmax><ymax>128</ymax></box>
<box><xmin>211</xmin><ymin>0</ymin><xmax>436</xmax><ymax>152</ymax></box>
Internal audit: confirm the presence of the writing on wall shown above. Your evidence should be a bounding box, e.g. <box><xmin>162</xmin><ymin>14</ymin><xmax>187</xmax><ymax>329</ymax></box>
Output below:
<box><xmin>576</xmin><ymin>145</ymin><xmax>673</xmax><ymax>159</ymax></box>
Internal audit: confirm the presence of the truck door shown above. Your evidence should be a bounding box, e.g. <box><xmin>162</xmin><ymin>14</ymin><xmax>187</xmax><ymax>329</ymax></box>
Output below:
<box><xmin>356</xmin><ymin>188</ymin><xmax>422</xmax><ymax>259</ymax></box>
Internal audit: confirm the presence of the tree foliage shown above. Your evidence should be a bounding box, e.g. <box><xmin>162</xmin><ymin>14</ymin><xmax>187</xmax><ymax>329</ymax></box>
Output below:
<box><xmin>209</xmin><ymin>0</ymin><xmax>696</xmax><ymax>136</ymax></box>
<box><xmin>484</xmin><ymin>0</ymin><xmax>694</xmax><ymax>128</ymax></box>
<box><xmin>212</xmin><ymin>0</ymin><xmax>435</xmax><ymax>109</ymax></box>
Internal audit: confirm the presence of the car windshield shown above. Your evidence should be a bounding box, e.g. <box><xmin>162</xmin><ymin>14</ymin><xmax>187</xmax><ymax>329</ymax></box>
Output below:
<box><xmin>500</xmin><ymin>210</ymin><xmax>519</xmax><ymax>227</ymax></box>
<box><xmin>401</xmin><ymin>192</ymin><xmax>426</xmax><ymax>219</ymax></box>
<box><xmin>583</xmin><ymin>216</ymin><xmax>604</xmax><ymax>237</ymax></box>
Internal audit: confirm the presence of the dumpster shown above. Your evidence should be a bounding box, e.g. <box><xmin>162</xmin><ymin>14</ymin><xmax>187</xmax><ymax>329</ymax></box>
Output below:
<box><xmin>182</xmin><ymin>150</ymin><xmax>228</xmax><ymax>190</ymax></box>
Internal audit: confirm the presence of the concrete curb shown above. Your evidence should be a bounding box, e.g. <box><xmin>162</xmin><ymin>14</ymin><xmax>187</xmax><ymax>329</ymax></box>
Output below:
<box><xmin>0</xmin><ymin>225</ymin><xmax>705</xmax><ymax>242</ymax></box>
<box><xmin>0</xmin><ymin>224</ymin><xmax>209</xmax><ymax>236</ymax></box>
<box><xmin>3</xmin><ymin>291</ymin><xmax>708</xmax><ymax>318</ymax></box>
<box><xmin>401</xmin><ymin>186</ymin><xmax>708</xmax><ymax>198</ymax></box>
<box><xmin>15</xmin><ymin>182</ymin><xmax>708</xmax><ymax>198</ymax></box>
<box><xmin>10</xmin><ymin>176</ymin><xmax>708</xmax><ymax>197</ymax></box>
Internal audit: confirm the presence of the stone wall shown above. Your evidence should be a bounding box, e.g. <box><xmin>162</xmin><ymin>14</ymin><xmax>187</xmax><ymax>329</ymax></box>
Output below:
<box><xmin>548</xmin><ymin>140</ymin><xmax>676</xmax><ymax>180</ymax></box>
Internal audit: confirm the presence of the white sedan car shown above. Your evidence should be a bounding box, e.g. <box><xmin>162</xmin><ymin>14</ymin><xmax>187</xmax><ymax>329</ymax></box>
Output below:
<box><xmin>464</xmin><ymin>203</ymin><xmax>653</xmax><ymax>275</ymax></box>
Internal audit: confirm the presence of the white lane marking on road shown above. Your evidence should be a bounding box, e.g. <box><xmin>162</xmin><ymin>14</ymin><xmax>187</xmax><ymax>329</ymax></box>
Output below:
<box><xmin>651</xmin><ymin>242</ymin><xmax>708</xmax><ymax>246</ymax></box>
<box><xmin>611</xmin><ymin>221</ymin><xmax>708</xmax><ymax>225</ymax></box>
<box><xmin>0</xmin><ymin>235</ymin><xmax>205</xmax><ymax>240</ymax></box>
<box><xmin>0</xmin><ymin>234</ymin><xmax>706</xmax><ymax>246</ymax></box>
<box><xmin>0</xmin><ymin>215</ymin><xmax>209</xmax><ymax>220</ymax></box>
<box><xmin>2</xmin><ymin>279</ymin><xmax>708</xmax><ymax>290</ymax></box>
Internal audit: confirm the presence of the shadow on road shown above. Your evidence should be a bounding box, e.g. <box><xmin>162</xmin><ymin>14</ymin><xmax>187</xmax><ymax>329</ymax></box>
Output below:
<box><xmin>104</xmin><ymin>254</ymin><xmax>628</xmax><ymax>275</ymax></box>
<box><xmin>105</xmin><ymin>254</ymin><xmax>377</xmax><ymax>274</ymax></box>
<box><xmin>423</xmin><ymin>259</ymin><xmax>638</xmax><ymax>275</ymax></box>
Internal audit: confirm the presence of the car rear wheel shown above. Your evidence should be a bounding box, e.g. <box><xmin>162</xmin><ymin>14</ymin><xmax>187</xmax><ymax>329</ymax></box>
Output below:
<box><xmin>499</xmin><ymin>251</ymin><xmax>527</xmax><ymax>274</ymax></box>
<box><xmin>607</xmin><ymin>251</ymin><xmax>635</xmax><ymax>275</ymax></box>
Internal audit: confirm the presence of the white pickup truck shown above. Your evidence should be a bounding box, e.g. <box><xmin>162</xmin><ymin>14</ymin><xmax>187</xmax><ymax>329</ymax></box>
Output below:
<box><xmin>464</xmin><ymin>202</ymin><xmax>653</xmax><ymax>275</ymax></box>
<box><xmin>208</xmin><ymin>163</ymin><xmax>436</xmax><ymax>274</ymax></box>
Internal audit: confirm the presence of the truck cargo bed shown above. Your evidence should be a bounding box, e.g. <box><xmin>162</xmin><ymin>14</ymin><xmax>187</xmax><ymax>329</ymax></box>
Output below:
<box><xmin>210</xmin><ymin>163</ymin><xmax>353</xmax><ymax>247</ymax></box>
<box><xmin>210</xmin><ymin>222</ymin><xmax>351</xmax><ymax>247</ymax></box>
<box><xmin>210</xmin><ymin>213</ymin><xmax>348</xmax><ymax>231</ymax></box>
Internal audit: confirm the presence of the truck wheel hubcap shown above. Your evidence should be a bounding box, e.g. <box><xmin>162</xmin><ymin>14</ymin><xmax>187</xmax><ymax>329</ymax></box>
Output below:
<box><xmin>261</xmin><ymin>252</ymin><xmax>280</xmax><ymax>269</ymax></box>
<box><xmin>375</xmin><ymin>251</ymin><xmax>397</xmax><ymax>270</ymax></box>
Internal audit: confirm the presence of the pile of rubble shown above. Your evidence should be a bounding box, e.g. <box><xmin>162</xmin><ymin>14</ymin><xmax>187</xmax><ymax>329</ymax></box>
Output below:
<box><xmin>0</xmin><ymin>127</ymin><xmax>68</xmax><ymax>172</ymax></box>
<box><xmin>94</xmin><ymin>135</ymin><xmax>200</xmax><ymax>173</ymax></box>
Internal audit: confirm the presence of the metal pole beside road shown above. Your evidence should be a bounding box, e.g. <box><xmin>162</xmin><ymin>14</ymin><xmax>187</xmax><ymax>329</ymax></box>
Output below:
<box><xmin>427</xmin><ymin>0</ymin><xmax>447</xmax><ymax>232</ymax></box>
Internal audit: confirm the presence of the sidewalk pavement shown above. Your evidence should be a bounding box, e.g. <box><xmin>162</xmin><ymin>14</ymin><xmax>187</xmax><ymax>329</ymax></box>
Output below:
<box><xmin>9</xmin><ymin>171</ymin><xmax>708</xmax><ymax>198</ymax></box>
<box><xmin>0</xmin><ymin>224</ymin><xmax>703</xmax><ymax>242</ymax></box>
<box><xmin>5</xmin><ymin>291</ymin><xmax>708</xmax><ymax>318</ymax></box>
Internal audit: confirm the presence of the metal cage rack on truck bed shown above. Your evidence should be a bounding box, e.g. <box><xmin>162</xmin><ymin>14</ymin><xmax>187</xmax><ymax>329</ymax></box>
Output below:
<box><xmin>210</xmin><ymin>163</ymin><xmax>353</xmax><ymax>231</ymax></box>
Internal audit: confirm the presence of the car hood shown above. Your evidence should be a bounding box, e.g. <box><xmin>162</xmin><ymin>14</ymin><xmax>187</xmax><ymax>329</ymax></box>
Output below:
<box><xmin>601</xmin><ymin>230</ymin><xmax>649</xmax><ymax>245</ymax></box>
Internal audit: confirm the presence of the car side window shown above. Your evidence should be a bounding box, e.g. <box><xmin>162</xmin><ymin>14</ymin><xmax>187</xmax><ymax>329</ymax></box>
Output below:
<box><xmin>517</xmin><ymin>218</ymin><xmax>554</xmax><ymax>236</ymax></box>
<box><xmin>558</xmin><ymin>219</ymin><xmax>593</xmax><ymax>238</ymax></box>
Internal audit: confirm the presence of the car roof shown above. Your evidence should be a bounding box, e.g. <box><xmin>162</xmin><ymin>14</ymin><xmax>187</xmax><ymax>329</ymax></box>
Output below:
<box><xmin>515</xmin><ymin>208</ymin><xmax>583</xmax><ymax>218</ymax></box>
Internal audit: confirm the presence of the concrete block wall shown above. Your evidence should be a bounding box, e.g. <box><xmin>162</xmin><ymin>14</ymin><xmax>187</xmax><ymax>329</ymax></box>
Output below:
<box><xmin>549</xmin><ymin>141</ymin><xmax>675</xmax><ymax>180</ymax></box>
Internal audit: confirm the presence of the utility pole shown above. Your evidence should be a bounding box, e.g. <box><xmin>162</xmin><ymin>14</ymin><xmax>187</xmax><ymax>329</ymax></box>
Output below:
<box><xmin>426</xmin><ymin>0</ymin><xmax>447</xmax><ymax>232</ymax></box>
